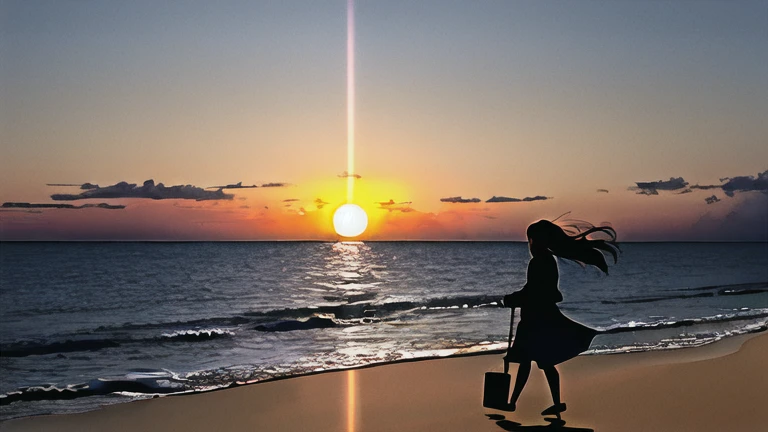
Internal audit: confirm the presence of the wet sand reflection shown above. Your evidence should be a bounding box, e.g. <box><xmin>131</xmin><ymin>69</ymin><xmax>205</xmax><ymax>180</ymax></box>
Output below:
<box><xmin>347</xmin><ymin>369</ymin><xmax>357</xmax><ymax>432</ymax></box>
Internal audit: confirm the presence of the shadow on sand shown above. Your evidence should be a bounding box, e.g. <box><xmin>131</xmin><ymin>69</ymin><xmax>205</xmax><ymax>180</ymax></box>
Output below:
<box><xmin>486</xmin><ymin>414</ymin><xmax>594</xmax><ymax>431</ymax></box>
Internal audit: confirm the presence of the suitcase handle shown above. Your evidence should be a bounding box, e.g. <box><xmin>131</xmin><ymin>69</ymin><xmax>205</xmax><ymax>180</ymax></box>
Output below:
<box><xmin>503</xmin><ymin>306</ymin><xmax>515</xmax><ymax>374</ymax></box>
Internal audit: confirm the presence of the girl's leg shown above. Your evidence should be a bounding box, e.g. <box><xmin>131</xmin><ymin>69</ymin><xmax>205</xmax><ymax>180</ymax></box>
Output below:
<box><xmin>509</xmin><ymin>361</ymin><xmax>531</xmax><ymax>406</ymax></box>
<box><xmin>541</xmin><ymin>365</ymin><xmax>566</xmax><ymax>420</ymax></box>
<box><xmin>542</xmin><ymin>365</ymin><xmax>560</xmax><ymax>405</ymax></box>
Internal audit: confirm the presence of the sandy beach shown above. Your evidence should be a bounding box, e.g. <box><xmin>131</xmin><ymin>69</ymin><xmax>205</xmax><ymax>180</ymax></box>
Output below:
<box><xmin>2</xmin><ymin>331</ymin><xmax>766</xmax><ymax>432</ymax></box>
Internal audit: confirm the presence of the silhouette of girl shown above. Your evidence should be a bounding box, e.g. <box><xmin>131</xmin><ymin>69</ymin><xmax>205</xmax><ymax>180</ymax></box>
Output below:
<box><xmin>501</xmin><ymin>219</ymin><xmax>618</xmax><ymax>416</ymax></box>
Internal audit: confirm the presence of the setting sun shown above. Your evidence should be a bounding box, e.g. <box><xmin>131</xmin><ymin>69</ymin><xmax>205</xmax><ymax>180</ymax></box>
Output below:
<box><xmin>333</xmin><ymin>204</ymin><xmax>368</xmax><ymax>237</ymax></box>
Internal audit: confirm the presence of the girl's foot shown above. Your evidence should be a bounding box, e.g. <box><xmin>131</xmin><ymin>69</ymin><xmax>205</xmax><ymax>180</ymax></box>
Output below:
<box><xmin>505</xmin><ymin>402</ymin><xmax>516</xmax><ymax>412</ymax></box>
<box><xmin>541</xmin><ymin>402</ymin><xmax>566</xmax><ymax>416</ymax></box>
<box><xmin>545</xmin><ymin>418</ymin><xmax>566</xmax><ymax>427</ymax></box>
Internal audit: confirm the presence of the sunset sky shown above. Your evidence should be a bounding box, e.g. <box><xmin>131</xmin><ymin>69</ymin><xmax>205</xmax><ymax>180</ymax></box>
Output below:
<box><xmin>1</xmin><ymin>0</ymin><xmax>766</xmax><ymax>241</ymax></box>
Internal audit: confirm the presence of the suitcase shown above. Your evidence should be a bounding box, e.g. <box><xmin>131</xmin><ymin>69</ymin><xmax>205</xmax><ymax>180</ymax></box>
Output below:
<box><xmin>482</xmin><ymin>370</ymin><xmax>511</xmax><ymax>409</ymax></box>
<box><xmin>482</xmin><ymin>307</ymin><xmax>515</xmax><ymax>410</ymax></box>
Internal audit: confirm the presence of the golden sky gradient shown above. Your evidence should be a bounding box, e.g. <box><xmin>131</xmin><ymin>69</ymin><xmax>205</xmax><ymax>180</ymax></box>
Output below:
<box><xmin>1</xmin><ymin>1</ymin><xmax>766</xmax><ymax>241</ymax></box>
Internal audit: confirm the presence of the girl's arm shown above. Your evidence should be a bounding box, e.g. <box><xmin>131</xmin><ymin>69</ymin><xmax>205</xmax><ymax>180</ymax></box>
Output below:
<box><xmin>501</xmin><ymin>287</ymin><xmax>528</xmax><ymax>308</ymax></box>
<box><xmin>502</xmin><ymin>256</ymin><xmax>557</xmax><ymax>307</ymax></box>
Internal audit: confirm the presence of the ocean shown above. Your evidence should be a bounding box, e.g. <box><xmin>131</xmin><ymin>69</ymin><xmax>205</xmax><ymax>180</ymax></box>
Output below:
<box><xmin>1</xmin><ymin>242</ymin><xmax>766</xmax><ymax>420</ymax></box>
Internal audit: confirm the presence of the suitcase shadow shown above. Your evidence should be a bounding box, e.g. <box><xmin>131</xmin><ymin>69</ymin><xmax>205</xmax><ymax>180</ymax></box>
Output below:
<box><xmin>486</xmin><ymin>414</ymin><xmax>594</xmax><ymax>431</ymax></box>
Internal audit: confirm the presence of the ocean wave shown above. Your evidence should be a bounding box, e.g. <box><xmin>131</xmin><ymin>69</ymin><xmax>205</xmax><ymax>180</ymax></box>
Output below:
<box><xmin>0</xmin><ymin>339</ymin><xmax>121</xmax><ymax>358</ymax></box>
<box><xmin>0</xmin><ymin>375</ymin><xmax>188</xmax><ymax>406</ymax></box>
<box><xmin>1</xmin><ymin>328</ymin><xmax>235</xmax><ymax>358</ymax></box>
<box><xmin>97</xmin><ymin>316</ymin><xmax>252</xmax><ymax>331</ymax></box>
<box><xmin>667</xmin><ymin>281</ymin><xmax>767</xmax><ymax>292</ymax></box>
<box><xmin>5</xmin><ymin>281</ymin><xmax>765</xmax><ymax>356</ymax></box>
<box><xmin>601</xmin><ymin>281</ymin><xmax>767</xmax><ymax>305</ymax></box>
<box><xmin>254</xmin><ymin>314</ymin><xmax>382</xmax><ymax>332</ymax></box>
<box><xmin>159</xmin><ymin>328</ymin><xmax>234</xmax><ymax>340</ymax></box>
<box><xmin>599</xmin><ymin>310</ymin><xmax>768</xmax><ymax>334</ymax></box>
<box><xmin>83</xmin><ymin>281</ymin><xmax>768</xmax><ymax>335</ymax></box>
<box><xmin>4</xmin><ymin>322</ymin><xmax>766</xmax><ymax>409</ymax></box>
<box><xmin>590</xmin><ymin>321</ymin><xmax>768</xmax><ymax>355</ymax></box>
<box><xmin>254</xmin><ymin>316</ymin><xmax>339</xmax><ymax>332</ymax></box>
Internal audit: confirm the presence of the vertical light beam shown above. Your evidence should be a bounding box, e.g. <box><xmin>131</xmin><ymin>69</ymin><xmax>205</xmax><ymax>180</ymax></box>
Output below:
<box><xmin>346</xmin><ymin>0</ymin><xmax>355</xmax><ymax>203</ymax></box>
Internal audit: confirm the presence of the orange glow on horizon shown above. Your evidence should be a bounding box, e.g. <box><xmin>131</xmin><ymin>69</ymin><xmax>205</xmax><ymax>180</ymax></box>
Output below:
<box><xmin>286</xmin><ymin>175</ymin><xmax>411</xmax><ymax>239</ymax></box>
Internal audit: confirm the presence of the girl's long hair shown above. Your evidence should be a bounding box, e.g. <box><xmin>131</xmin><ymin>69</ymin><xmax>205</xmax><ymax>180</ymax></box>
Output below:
<box><xmin>526</xmin><ymin>217</ymin><xmax>619</xmax><ymax>274</ymax></box>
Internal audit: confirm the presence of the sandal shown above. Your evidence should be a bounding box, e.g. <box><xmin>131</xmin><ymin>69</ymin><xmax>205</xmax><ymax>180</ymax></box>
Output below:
<box><xmin>541</xmin><ymin>402</ymin><xmax>566</xmax><ymax>416</ymax></box>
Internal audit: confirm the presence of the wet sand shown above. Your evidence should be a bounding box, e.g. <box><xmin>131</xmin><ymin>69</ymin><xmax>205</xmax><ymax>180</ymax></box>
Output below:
<box><xmin>2</xmin><ymin>331</ymin><xmax>766</xmax><ymax>432</ymax></box>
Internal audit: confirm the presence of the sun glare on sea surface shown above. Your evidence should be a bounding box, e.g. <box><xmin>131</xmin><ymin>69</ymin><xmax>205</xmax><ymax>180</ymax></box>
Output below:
<box><xmin>334</xmin><ymin>204</ymin><xmax>368</xmax><ymax>237</ymax></box>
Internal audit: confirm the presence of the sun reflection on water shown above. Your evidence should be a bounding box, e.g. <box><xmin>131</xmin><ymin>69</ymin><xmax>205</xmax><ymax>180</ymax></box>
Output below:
<box><xmin>346</xmin><ymin>369</ymin><xmax>357</xmax><ymax>432</ymax></box>
<box><xmin>327</xmin><ymin>242</ymin><xmax>373</xmax><ymax>290</ymax></box>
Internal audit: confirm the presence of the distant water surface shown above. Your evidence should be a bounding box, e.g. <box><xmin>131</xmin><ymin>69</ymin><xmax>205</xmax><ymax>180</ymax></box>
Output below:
<box><xmin>1</xmin><ymin>242</ymin><xmax>766</xmax><ymax>420</ymax></box>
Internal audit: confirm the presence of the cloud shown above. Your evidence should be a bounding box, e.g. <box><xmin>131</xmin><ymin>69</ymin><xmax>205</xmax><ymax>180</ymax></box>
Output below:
<box><xmin>378</xmin><ymin>205</ymin><xmax>415</xmax><ymax>213</ymax></box>
<box><xmin>375</xmin><ymin>199</ymin><xmax>415</xmax><ymax>213</ymax></box>
<box><xmin>50</xmin><ymin>180</ymin><xmax>233</xmax><ymax>201</ymax></box>
<box><xmin>440</xmin><ymin>196</ymin><xmax>481</xmax><ymax>204</ymax></box>
<box><xmin>206</xmin><ymin>181</ymin><xmax>258</xmax><ymax>189</ymax></box>
<box><xmin>377</xmin><ymin>199</ymin><xmax>412</xmax><ymax>207</ymax></box>
<box><xmin>2</xmin><ymin>202</ymin><xmax>124</xmax><ymax>210</ymax></box>
<box><xmin>46</xmin><ymin>183</ymin><xmax>99</xmax><ymax>190</ymax></box>
<box><xmin>635</xmin><ymin>189</ymin><xmax>659</xmax><ymax>195</ymax></box>
<box><xmin>689</xmin><ymin>184</ymin><xmax>722</xmax><ymax>191</ymax></box>
<box><xmin>721</xmin><ymin>170</ymin><xmax>768</xmax><ymax>197</ymax></box>
<box><xmin>314</xmin><ymin>198</ymin><xmax>329</xmax><ymax>209</ymax></box>
<box><xmin>631</xmin><ymin>170</ymin><xmax>767</xmax><ymax>199</ymax></box>
<box><xmin>704</xmin><ymin>195</ymin><xmax>721</xmax><ymax>205</ymax></box>
<box><xmin>172</xmin><ymin>202</ymin><xmax>209</xmax><ymax>209</ymax></box>
<box><xmin>338</xmin><ymin>171</ymin><xmax>361</xmax><ymax>179</ymax></box>
<box><xmin>485</xmin><ymin>195</ymin><xmax>551</xmax><ymax>203</ymax></box>
<box><xmin>630</xmin><ymin>177</ymin><xmax>689</xmax><ymax>195</ymax></box>
<box><xmin>206</xmin><ymin>181</ymin><xmax>290</xmax><ymax>189</ymax></box>
<box><xmin>282</xmin><ymin>198</ymin><xmax>300</xmax><ymax>202</ymax></box>
<box><xmin>597</xmin><ymin>189</ymin><xmax>609</xmax><ymax>193</ymax></box>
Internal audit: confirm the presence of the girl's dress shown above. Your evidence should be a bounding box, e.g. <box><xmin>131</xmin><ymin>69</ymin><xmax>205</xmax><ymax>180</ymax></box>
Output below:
<box><xmin>504</xmin><ymin>252</ymin><xmax>597</xmax><ymax>366</ymax></box>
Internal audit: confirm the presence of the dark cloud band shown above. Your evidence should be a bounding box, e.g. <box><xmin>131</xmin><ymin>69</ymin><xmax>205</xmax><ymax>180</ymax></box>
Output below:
<box><xmin>486</xmin><ymin>195</ymin><xmax>551</xmax><ymax>203</ymax></box>
<box><xmin>630</xmin><ymin>177</ymin><xmax>688</xmax><ymax>195</ymax></box>
<box><xmin>440</xmin><ymin>196</ymin><xmax>481</xmax><ymax>204</ymax></box>
<box><xmin>206</xmin><ymin>182</ymin><xmax>258</xmax><ymax>189</ymax></box>
<box><xmin>2</xmin><ymin>202</ymin><xmax>124</xmax><ymax>210</ymax></box>
<box><xmin>631</xmin><ymin>170</ymin><xmax>767</xmax><ymax>199</ymax></box>
<box><xmin>51</xmin><ymin>180</ymin><xmax>233</xmax><ymax>201</ymax></box>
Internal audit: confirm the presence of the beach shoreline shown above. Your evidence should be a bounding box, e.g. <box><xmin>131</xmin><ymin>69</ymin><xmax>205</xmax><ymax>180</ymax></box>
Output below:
<box><xmin>2</xmin><ymin>330</ymin><xmax>766</xmax><ymax>431</ymax></box>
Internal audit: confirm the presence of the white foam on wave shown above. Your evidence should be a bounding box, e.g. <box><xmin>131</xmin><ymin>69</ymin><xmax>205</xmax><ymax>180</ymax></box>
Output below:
<box><xmin>160</xmin><ymin>328</ymin><xmax>234</xmax><ymax>338</ymax></box>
